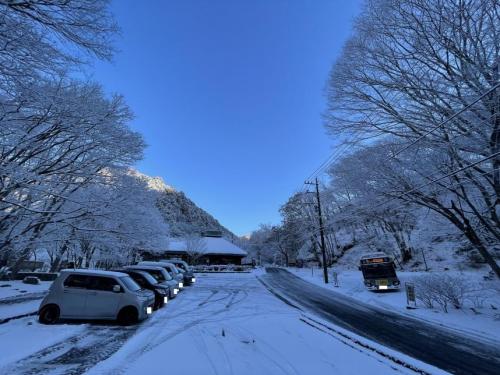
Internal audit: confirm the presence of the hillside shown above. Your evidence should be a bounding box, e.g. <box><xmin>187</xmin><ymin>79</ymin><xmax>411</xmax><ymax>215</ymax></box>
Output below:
<box><xmin>131</xmin><ymin>170</ymin><xmax>235</xmax><ymax>239</ymax></box>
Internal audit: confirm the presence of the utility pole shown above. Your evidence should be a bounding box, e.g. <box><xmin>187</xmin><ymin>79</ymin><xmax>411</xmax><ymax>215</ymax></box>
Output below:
<box><xmin>305</xmin><ymin>178</ymin><xmax>329</xmax><ymax>284</ymax></box>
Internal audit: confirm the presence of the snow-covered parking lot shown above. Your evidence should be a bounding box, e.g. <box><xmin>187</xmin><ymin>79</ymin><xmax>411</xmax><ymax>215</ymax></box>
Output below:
<box><xmin>0</xmin><ymin>281</ymin><xmax>51</xmax><ymax>322</ymax></box>
<box><xmin>0</xmin><ymin>272</ymin><xmax>443</xmax><ymax>375</ymax></box>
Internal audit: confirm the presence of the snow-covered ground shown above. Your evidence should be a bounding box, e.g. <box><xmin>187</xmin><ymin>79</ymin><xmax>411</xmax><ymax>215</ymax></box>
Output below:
<box><xmin>0</xmin><ymin>272</ymin><xmax>446</xmax><ymax>374</ymax></box>
<box><xmin>0</xmin><ymin>280</ymin><xmax>51</xmax><ymax>299</ymax></box>
<box><xmin>0</xmin><ymin>280</ymin><xmax>51</xmax><ymax>320</ymax></box>
<box><xmin>289</xmin><ymin>267</ymin><xmax>500</xmax><ymax>342</ymax></box>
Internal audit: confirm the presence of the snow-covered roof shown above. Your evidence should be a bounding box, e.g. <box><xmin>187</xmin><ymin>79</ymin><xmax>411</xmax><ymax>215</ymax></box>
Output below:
<box><xmin>166</xmin><ymin>237</ymin><xmax>247</xmax><ymax>257</ymax></box>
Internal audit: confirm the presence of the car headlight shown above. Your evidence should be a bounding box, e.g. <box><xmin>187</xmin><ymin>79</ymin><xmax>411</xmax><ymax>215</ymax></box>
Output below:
<box><xmin>174</xmin><ymin>288</ymin><xmax>178</xmax><ymax>295</ymax></box>
<box><xmin>146</xmin><ymin>306</ymin><xmax>153</xmax><ymax>314</ymax></box>
<box><xmin>163</xmin><ymin>296</ymin><xmax>168</xmax><ymax>304</ymax></box>
<box><xmin>179</xmin><ymin>282</ymin><xmax>184</xmax><ymax>288</ymax></box>
<box><xmin>191</xmin><ymin>277</ymin><xmax>196</xmax><ymax>283</ymax></box>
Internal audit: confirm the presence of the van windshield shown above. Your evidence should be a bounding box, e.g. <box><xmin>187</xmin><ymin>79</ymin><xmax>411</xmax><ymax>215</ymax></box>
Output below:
<box><xmin>361</xmin><ymin>264</ymin><xmax>397</xmax><ymax>279</ymax></box>
<box><xmin>139</xmin><ymin>271</ymin><xmax>158</xmax><ymax>285</ymax></box>
<box><xmin>167</xmin><ymin>265</ymin><xmax>179</xmax><ymax>274</ymax></box>
<box><xmin>142</xmin><ymin>269</ymin><xmax>172</xmax><ymax>282</ymax></box>
<box><xmin>120</xmin><ymin>276</ymin><xmax>141</xmax><ymax>292</ymax></box>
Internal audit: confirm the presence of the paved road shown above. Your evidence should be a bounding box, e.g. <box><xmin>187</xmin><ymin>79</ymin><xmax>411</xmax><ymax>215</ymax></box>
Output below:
<box><xmin>261</xmin><ymin>268</ymin><xmax>500</xmax><ymax>375</ymax></box>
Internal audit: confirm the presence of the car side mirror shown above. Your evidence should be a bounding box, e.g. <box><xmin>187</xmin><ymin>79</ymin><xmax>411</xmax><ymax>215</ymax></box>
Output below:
<box><xmin>112</xmin><ymin>285</ymin><xmax>121</xmax><ymax>293</ymax></box>
<box><xmin>358</xmin><ymin>266</ymin><xmax>361</xmax><ymax>271</ymax></box>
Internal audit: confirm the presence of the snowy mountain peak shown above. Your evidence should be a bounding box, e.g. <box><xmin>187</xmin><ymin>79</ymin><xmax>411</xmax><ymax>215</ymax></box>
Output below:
<box><xmin>128</xmin><ymin>169</ymin><xmax>175</xmax><ymax>193</ymax></box>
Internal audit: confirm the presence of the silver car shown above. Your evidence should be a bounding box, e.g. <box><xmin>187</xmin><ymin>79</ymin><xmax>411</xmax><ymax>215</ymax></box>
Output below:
<box><xmin>138</xmin><ymin>261</ymin><xmax>185</xmax><ymax>288</ymax></box>
<box><xmin>38</xmin><ymin>269</ymin><xmax>155</xmax><ymax>325</ymax></box>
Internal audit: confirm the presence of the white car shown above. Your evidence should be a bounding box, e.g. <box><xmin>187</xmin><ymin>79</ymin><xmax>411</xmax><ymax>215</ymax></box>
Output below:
<box><xmin>38</xmin><ymin>269</ymin><xmax>155</xmax><ymax>325</ymax></box>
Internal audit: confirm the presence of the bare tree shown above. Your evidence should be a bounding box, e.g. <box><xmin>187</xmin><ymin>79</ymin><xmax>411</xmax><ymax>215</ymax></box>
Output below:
<box><xmin>184</xmin><ymin>234</ymin><xmax>207</xmax><ymax>264</ymax></box>
<box><xmin>324</xmin><ymin>0</ymin><xmax>500</xmax><ymax>277</ymax></box>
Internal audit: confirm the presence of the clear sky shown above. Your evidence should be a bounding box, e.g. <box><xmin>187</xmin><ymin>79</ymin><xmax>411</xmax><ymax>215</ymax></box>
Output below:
<box><xmin>92</xmin><ymin>0</ymin><xmax>362</xmax><ymax>236</ymax></box>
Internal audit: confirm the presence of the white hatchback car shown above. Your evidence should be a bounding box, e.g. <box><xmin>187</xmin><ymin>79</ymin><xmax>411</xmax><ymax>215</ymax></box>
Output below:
<box><xmin>38</xmin><ymin>269</ymin><xmax>155</xmax><ymax>325</ymax></box>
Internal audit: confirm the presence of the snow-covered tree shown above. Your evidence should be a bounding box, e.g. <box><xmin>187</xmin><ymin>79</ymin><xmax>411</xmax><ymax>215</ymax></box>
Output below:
<box><xmin>324</xmin><ymin>0</ymin><xmax>500</xmax><ymax>277</ymax></box>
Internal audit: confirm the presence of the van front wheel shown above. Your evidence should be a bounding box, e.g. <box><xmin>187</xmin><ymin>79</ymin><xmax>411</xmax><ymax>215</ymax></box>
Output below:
<box><xmin>39</xmin><ymin>305</ymin><xmax>60</xmax><ymax>324</ymax></box>
<box><xmin>117</xmin><ymin>307</ymin><xmax>138</xmax><ymax>326</ymax></box>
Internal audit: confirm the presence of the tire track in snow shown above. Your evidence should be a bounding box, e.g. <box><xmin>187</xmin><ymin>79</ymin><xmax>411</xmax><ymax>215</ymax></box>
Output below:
<box><xmin>2</xmin><ymin>325</ymin><xmax>139</xmax><ymax>375</ymax></box>
<box><xmin>97</xmin><ymin>286</ymin><xmax>250</xmax><ymax>374</ymax></box>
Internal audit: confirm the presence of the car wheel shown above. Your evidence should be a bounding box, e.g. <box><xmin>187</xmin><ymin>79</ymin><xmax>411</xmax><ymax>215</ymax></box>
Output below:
<box><xmin>39</xmin><ymin>305</ymin><xmax>60</xmax><ymax>324</ymax></box>
<box><xmin>117</xmin><ymin>307</ymin><xmax>138</xmax><ymax>326</ymax></box>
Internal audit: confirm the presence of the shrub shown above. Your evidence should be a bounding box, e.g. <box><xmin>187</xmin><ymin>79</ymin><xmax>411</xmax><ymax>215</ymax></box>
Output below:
<box><xmin>413</xmin><ymin>274</ymin><xmax>474</xmax><ymax>313</ymax></box>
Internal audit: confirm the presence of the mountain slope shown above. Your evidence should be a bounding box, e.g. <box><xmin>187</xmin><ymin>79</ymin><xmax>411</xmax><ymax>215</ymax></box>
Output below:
<box><xmin>131</xmin><ymin>170</ymin><xmax>235</xmax><ymax>239</ymax></box>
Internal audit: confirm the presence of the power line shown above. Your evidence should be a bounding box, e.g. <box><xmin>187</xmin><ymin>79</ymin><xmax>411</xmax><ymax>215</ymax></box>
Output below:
<box><xmin>390</xmin><ymin>82</ymin><xmax>500</xmax><ymax>159</ymax></box>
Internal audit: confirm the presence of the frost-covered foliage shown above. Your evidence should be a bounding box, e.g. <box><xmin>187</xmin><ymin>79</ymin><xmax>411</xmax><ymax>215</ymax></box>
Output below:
<box><xmin>131</xmin><ymin>171</ymin><xmax>235</xmax><ymax>240</ymax></box>
<box><xmin>243</xmin><ymin>224</ymin><xmax>281</xmax><ymax>265</ymax></box>
<box><xmin>412</xmin><ymin>274</ymin><xmax>483</xmax><ymax>313</ymax></box>
<box><xmin>156</xmin><ymin>188</ymin><xmax>234</xmax><ymax>238</ymax></box>
<box><xmin>322</xmin><ymin>0</ymin><xmax>500</xmax><ymax>277</ymax></box>
<box><xmin>254</xmin><ymin>0</ymin><xmax>500</xmax><ymax>276</ymax></box>
<box><xmin>0</xmin><ymin>1</ymin><xmax>171</xmax><ymax>271</ymax></box>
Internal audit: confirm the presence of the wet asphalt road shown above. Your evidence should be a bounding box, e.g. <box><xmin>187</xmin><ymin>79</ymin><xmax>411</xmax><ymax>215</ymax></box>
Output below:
<box><xmin>261</xmin><ymin>268</ymin><xmax>500</xmax><ymax>375</ymax></box>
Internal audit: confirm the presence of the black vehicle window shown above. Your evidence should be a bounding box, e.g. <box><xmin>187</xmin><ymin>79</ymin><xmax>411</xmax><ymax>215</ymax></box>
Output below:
<box><xmin>147</xmin><ymin>270</ymin><xmax>165</xmax><ymax>282</ymax></box>
<box><xmin>137</xmin><ymin>271</ymin><xmax>158</xmax><ymax>285</ymax></box>
<box><xmin>87</xmin><ymin>276</ymin><xmax>119</xmax><ymax>292</ymax></box>
<box><xmin>120</xmin><ymin>276</ymin><xmax>141</xmax><ymax>292</ymax></box>
<box><xmin>131</xmin><ymin>273</ymin><xmax>147</xmax><ymax>287</ymax></box>
<box><xmin>63</xmin><ymin>274</ymin><xmax>89</xmax><ymax>289</ymax></box>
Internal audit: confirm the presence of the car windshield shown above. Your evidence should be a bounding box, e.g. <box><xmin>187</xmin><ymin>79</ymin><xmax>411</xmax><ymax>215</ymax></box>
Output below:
<box><xmin>120</xmin><ymin>276</ymin><xmax>142</xmax><ymax>291</ymax></box>
<box><xmin>177</xmin><ymin>264</ymin><xmax>188</xmax><ymax>272</ymax></box>
<box><xmin>179</xmin><ymin>262</ymin><xmax>191</xmax><ymax>272</ymax></box>
<box><xmin>167</xmin><ymin>265</ymin><xmax>179</xmax><ymax>274</ymax></box>
<box><xmin>159</xmin><ymin>269</ymin><xmax>173</xmax><ymax>280</ymax></box>
<box><xmin>143</xmin><ymin>268</ymin><xmax>173</xmax><ymax>282</ymax></box>
<box><xmin>141</xmin><ymin>269</ymin><xmax>165</xmax><ymax>282</ymax></box>
<box><xmin>137</xmin><ymin>271</ymin><xmax>158</xmax><ymax>285</ymax></box>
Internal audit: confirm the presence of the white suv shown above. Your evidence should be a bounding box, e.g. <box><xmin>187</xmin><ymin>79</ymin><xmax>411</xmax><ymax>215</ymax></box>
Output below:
<box><xmin>38</xmin><ymin>269</ymin><xmax>155</xmax><ymax>325</ymax></box>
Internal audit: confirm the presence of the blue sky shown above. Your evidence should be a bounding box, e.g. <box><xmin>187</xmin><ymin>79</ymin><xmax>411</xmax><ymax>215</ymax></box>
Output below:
<box><xmin>92</xmin><ymin>0</ymin><xmax>361</xmax><ymax>236</ymax></box>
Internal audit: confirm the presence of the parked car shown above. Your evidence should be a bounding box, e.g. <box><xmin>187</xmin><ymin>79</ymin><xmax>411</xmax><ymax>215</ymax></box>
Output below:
<box><xmin>138</xmin><ymin>261</ymin><xmax>184</xmax><ymax>287</ymax></box>
<box><xmin>23</xmin><ymin>276</ymin><xmax>40</xmax><ymax>285</ymax></box>
<box><xmin>0</xmin><ymin>266</ymin><xmax>12</xmax><ymax>281</ymax></box>
<box><xmin>38</xmin><ymin>269</ymin><xmax>155</xmax><ymax>325</ymax></box>
<box><xmin>125</xmin><ymin>265</ymin><xmax>179</xmax><ymax>299</ymax></box>
<box><xmin>112</xmin><ymin>269</ymin><xmax>170</xmax><ymax>310</ymax></box>
<box><xmin>160</xmin><ymin>259</ymin><xmax>196</xmax><ymax>286</ymax></box>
